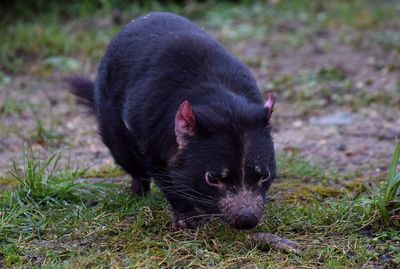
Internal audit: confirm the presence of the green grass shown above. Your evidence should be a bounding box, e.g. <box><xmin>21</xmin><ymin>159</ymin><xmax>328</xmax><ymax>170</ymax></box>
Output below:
<box><xmin>385</xmin><ymin>143</ymin><xmax>400</xmax><ymax>203</ymax></box>
<box><xmin>277</xmin><ymin>151</ymin><xmax>333</xmax><ymax>181</ymax></box>
<box><xmin>8</xmin><ymin>147</ymin><xmax>112</xmax><ymax>205</ymax></box>
<box><xmin>359</xmin><ymin>142</ymin><xmax>400</xmax><ymax>227</ymax></box>
<box><xmin>0</xmin><ymin>18</ymin><xmax>120</xmax><ymax>73</ymax></box>
<box><xmin>1</xmin><ymin>0</ymin><xmax>399</xmax><ymax>74</ymax></box>
<box><xmin>0</xmin><ymin>96</ymin><xmax>27</xmax><ymax>117</ymax></box>
<box><xmin>1</xmin><ymin>148</ymin><xmax>399</xmax><ymax>268</ymax></box>
<box><xmin>0</xmin><ymin>1</ymin><xmax>183</xmax><ymax>73</ymax></box>
<box><xmin>31</xmin><ymin>109</ymin><xmax>64</xmax><ymax>146</ymax></box>
<box><xmin>1</xmin><ymin>0</ymin><xmax>400</xmax><ymax>268</ymax></box>
<box><xmin>264</xmin><ymin>68</ymin><xmax>399</xmax><ymax>112</ymax></box>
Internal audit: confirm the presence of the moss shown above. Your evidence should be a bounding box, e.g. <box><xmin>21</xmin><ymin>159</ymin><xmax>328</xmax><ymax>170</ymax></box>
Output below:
<box><xmin>306</xmin><ymin>185</ymin><xmax>345</xmax><ymax>197</ymax></box>
<box><xmin>83</xmin><ymin>164</ymin><xmax>124</xmax><ymax>178</ymax></box>
<box><xmin>344</xmin><ymin>180</ymin><xmax>368</xmax><ymax>192</ymax></box>
<box><xmin>0</xmin><ymin>177</ymin><xmax>19</xmax><ymax>188</ymax></box>
<box><xmin>284</xmin><ymin>184</ymin><xmax>345</xmax><ymax>202</ymax></box>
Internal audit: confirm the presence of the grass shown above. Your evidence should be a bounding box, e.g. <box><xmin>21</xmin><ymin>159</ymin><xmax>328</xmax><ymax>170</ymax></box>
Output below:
<box><xmin>0</xmin><ymin>97</ymin><xmax>27</xmax><ymax>117</ymax></box>
<box><xmin>359</xmin><ymin>142</ymin><xmax>400</xmax><ymax>227</ymax></box>
<box><xmin>1</xmin><ymin>0</ymin><xmax>399</xmax><ymax>110</ymax></box>
<box><xmin>31</xmin><ymin>108</ymin><xmax>64</xmax><ymax>146</ymax></box>
<box><xmin>8</xmin><ymin>147</ymin><xmax>112</xmax><ymax>205</ymax></box>
<box><xmin>264</xmin><ymin>68</ymin><xmax>399</xmax><ymax>112</ymax></box>
<box><xmin>1</xmin><ymin>0</ymin><xmax>399</xmax><ymax>74</ymax></box>
<box><xmin>0</xmin><ymin>148</ymin><xmax>399</xmax><ymax>268</ymax></box>
<box><xmin>1</xmin><ymin>0</ymin><xmax>400</xmax><ymax>268</ymax></box>
<box><xmin>0</xmin><ymin>1</ymin><xmax>183</xmax><ymax>73</ymax></box>
<box><xmin>384</xmin><ymin>143</ymin><xmax>400</xmax><ymax>217</ymax></box>
<box><xmin>0</xmin><ymin>17</ymin><xmax>120</xmax><ymax>74</ymax></box>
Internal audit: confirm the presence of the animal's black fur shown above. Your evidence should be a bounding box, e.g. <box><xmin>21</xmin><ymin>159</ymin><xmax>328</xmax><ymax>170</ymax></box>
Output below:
<box><xmin>68</xmin><ymin>12</ymin><xmax>276</xmax><ymax>229</ymax></box>
<box><xmin>66</xmin><ymin>75</ymin><xmax>95</xmax><ymax>109</ymax></box>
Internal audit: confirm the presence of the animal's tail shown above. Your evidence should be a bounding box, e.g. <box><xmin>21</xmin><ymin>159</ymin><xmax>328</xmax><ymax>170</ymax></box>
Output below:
<box><xmin>66</xmin><ymin>75</ymin><xmax>96</xmax><ymax>111</ymax></box>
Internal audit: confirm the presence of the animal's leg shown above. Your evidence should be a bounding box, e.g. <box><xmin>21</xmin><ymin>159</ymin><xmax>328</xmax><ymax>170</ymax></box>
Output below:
<box><xmin>100</xmin><ymin>125</ymin><xmax>150</xmax><ymax>196</ymax></box>
<box><xmin>131</xmin><ymin>177</ymin><xmax>150</xmax><ymax>195</ymax></box>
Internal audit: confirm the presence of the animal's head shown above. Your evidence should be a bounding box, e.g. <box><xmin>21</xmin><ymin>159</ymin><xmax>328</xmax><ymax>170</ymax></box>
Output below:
<box><xmin>170</xmin><ymin>93</ymin><xmax>276</xmax><ymax>230</ymax></box>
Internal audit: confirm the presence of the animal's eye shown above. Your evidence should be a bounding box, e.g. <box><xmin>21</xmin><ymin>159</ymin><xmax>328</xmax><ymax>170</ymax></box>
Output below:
<box><xmin>255</xmin><ymin>165</ymin><xmax>263</xmax><ymax>174</ymax></box>
<box><xmin>206</xmin><ymin>172</ymin><xmax>219</xmax><ymax>185</ymax></box>
<box><xmin>255</xmin><ymin>166</ymin><xmax>271</xmax><ymax>185</ymax></box>
<box><xmin>205</xmin><ymin>169</ymin><xmax>228</xmax><ymax>187</ymax></box>
<box><xmin>221</xmin><ymin>168</ymin><xmax>229</xmax><ymax>178</ymax></box>
<box><xmin>259</xmin><ymin>171</ymin><xmax>271</xmax><ymax>183</ymax></box>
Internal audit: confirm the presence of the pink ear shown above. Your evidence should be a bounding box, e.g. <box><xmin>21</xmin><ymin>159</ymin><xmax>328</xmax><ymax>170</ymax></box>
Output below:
<box><xmin>264</xmin><ymin>92</ymin><xmax>275</xmax><ymax>121</ymax></box>
<box><xmin>175</xmin><ymin>100</ymin><xmax>196</xmax><ymax>148</ymax></box>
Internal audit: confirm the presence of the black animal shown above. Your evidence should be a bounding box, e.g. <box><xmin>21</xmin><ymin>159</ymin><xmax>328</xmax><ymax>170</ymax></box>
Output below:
<box><xmin>68</xmin><ymin>12</ymin><xmax>276</xmax><ymax>230</ymax></box>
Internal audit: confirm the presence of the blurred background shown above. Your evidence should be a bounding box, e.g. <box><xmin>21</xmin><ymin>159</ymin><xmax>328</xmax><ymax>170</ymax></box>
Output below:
<box><xmin>0</xmin><ymin>0</ymin><xmax>400</xmax><ymax>177</ymax></box>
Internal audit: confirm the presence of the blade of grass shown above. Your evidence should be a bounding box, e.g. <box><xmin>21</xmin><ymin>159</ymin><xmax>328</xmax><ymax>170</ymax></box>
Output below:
<box><xmin>385</xmin><ymin>142</ymin><xmax>400</xmax><ymax>201</ymax></box>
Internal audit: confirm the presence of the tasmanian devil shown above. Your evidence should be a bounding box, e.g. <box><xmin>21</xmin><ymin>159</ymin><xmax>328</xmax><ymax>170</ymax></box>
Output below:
<box><xmin>68</xmin><ymin>12</ymin><xmax>276</xmax><ymax>230</ymax></box>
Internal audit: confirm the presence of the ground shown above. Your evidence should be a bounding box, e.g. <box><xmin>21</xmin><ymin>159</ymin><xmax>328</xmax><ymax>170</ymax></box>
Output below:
<box><xmin>1</xmin><ymin>1</ymin><xmax>400</xmax><ymax>268</ymax></box>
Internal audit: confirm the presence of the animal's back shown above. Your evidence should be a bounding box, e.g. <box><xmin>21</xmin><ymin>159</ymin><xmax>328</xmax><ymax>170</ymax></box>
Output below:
<box><xmin>95</xmin><ymin>12</ymin><xmax>260</xmax><ymax>105</ymax></box>
<box><xmin>95</xmin><ymin>12</ymin><xmax>205</xmax><ymax>100</ymax></box>
<box><xmin>94</xmin><ymin>12</ymin><xmax>263</xmax><ymax>164</ymax></box>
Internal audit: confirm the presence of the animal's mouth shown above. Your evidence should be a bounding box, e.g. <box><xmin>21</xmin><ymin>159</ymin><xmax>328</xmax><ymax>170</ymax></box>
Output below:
<box><xmin>217</xmin><ymin>190</ymin><xmax>264</xmax><ymax>230</ymax></box>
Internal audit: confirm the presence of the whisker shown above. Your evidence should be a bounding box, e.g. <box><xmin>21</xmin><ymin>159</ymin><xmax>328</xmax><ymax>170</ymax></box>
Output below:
<box><xmin>127</xmin><ymin>166</ymin><xmax>220</xmax><ymax>207</ymax></box>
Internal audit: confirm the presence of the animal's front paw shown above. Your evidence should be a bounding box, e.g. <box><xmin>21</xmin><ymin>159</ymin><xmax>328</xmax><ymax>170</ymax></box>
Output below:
<box><xmin>171</xmin><ymin>212</ymin><xmax>204</xmax><ymax>230</ymax></box>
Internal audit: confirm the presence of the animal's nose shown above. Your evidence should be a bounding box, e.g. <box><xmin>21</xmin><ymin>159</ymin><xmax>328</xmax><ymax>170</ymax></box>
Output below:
<box><xmin>232</xmin><ymin>210</ymin><xmax>259</xmax><ymax>230</ymax></box>
<box><xmin>218</xmin><ymin>190</ymin><xmax>264</xmax><ymax>230</ymax></box>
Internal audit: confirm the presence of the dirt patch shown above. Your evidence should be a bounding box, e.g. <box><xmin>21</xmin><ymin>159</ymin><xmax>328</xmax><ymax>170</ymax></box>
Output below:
<box><xmin>0</xmin><ymin>74</ymin><xmax>112</xmax><ymax>177</ymax></box>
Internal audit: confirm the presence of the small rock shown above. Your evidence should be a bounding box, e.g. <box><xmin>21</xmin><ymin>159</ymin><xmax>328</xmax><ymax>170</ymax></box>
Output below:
<box><xmin>355</xmin><ymin>80</ymin><xmax>365</xmax><ymax>89</ymax></box>
<box><xmin>367</xmin><ymin>56</ymin><xmax>375</xmax><ymax>65</ymax></box>
<box><xmin>337</xmin><ymin>143</ymin><xmax>347</xmax><ymax>151</ymax></box>
<box><xmin>293</xmin><ymin>120</ymin><xmax>303</xmax><ymax>128</ymax></box>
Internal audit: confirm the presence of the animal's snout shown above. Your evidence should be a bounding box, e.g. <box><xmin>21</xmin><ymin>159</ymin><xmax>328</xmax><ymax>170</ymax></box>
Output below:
<box><xmin>233</xmin><ymin>209</ymin><xmax>259</xmax><ymax>229</ymax></box>
<box><xmin>218</xmin><ymin>190</ymin><xmax>264</xmax><ymax>230</ymax></box>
